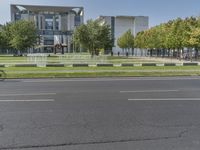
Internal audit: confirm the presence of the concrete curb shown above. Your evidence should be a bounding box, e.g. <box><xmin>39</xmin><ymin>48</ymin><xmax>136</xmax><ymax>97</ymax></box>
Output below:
<box><xmin>0</xmin><ymin>63</ymin><xmax>200</xmax><ymax>67</ymax></box>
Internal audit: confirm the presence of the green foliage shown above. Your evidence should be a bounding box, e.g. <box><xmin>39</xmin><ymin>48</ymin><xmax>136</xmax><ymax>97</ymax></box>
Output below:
<box><xmin>9</xmin><ymin>20</ymin><xmax>37</xmax><ymax>52</ymax></box>
<box><xmin>117</xmin><ymin>29</ymin><xmax>134</xmax><ymax>50</ymax></box>
<box><xmin>189</xmin><ymin>28</ymin><xmax>200</xmax><ymax>48</ymax></box>
<box><xmin>135</xmin><ymin>16</ymin><xmax>200</xmax><ymax>53</ymax></box>
<box><xmin>0</xmin><ymin>23</ymin><xmax>12</xmax><ymax>50</ymax></box>
<box><xmin>0</xmin><ymin>20</ymin><xmax>37</xmax><ymax>53</ymax></box>
<box><xmin>73</xmin><ymin>20</ymin><xmax>112</xmax><ymax>55</ymax></box>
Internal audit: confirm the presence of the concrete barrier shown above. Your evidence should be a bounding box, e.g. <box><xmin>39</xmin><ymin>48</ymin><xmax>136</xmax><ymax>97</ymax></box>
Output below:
<box><xmin>164</xmin><ymin>63</ymin><xmax>176</xmax><ymax>66</ymax></box>
<box><xmin>73</xmin><ymin>64</ymin><xmax>89</xmax><ymax>67</ymax></box>
<box><xmin>142</xmin><ymin>63</ymin><xmax>156</xmax><ymax>66</ymax></box>
<box><xmin>15</xmin><ymin>64</ymin><xmax>37</xmax><ymax>67</ymax></box>
<box><xmin>183</xmin><ymin>63</ymin><xmax>198</xmax><ymax>66</ymax></box>
<box><xmin>46</xmin><ymin>64</ymin><xmax>64</xmax><ymax>67</ymax></box>
<box><xmin>121</xmin><ymin>64</ymin><xmax>134</xmax><ymax>67</ymax></box>
<box><xmin>97</xmin><ymin>64</ymin><xmax>114</xmax><ymax>67</ymax></box>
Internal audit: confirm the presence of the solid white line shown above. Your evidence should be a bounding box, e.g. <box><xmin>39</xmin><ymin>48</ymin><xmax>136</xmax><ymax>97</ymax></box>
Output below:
<box><xmin>22</xmin><ymin>77</ymin><xmax>200</xmax><ymax>83</ymax></box>
<box><xmin>0</xmin><ymin>93</ymin><xmax>56</xmax><ymax>96</ymax></box>
<box><xmin>128</xmin><ymin>98</ymin><xmax>200</xmax><ymax>101</ymax></box>
<box><xmin>0</xmin><ymin>99</ymin><xmax>55</xmax><ymax>102</ymax></box>
<box><xmin>120</xmin><ymin>90</ymin><xmax>179</xmax><ymax>93</ymax></box>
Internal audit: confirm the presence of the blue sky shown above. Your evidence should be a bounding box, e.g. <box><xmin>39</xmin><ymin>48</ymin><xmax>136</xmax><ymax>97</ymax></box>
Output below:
<box><xmin>0</xmin><ymin>0</ymin><xmax>200</xmax><ymax>27</ymax></box>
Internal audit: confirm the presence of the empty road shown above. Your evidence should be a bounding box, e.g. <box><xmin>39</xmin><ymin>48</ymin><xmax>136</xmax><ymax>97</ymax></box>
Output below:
<box><xmin>0</xmin><ymin>77</ymin><xmax>200</xmax><ymax>150</ymax></box>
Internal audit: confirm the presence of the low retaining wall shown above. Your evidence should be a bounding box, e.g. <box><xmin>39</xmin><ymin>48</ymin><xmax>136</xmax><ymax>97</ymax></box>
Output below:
<box><xmin>142</xmin><ymin>63</ymin><xmax>157</xmax><ymax>66</ymax></box>
<box><xmin>46</xmin><ymin>64</ymin><xmax>65</xmax><ymax>67</ymax></box>
<box><xmin>73</xmin><ymin>64</ymin><xmax>89</xmax><ymax>67</ymax></box>
<box><xmin>121</xmin><ymin>64</ymin><xmax>134</xmax><ymax>67</ymax></box>
<box><xmin>164</xmin><ymin>63</ymin><xmax>176</xmax><ymax>66</ymax></box>
<box><xmin>183</xmin><ymin>63</ymin><xmax>198</xmax><ymax>66</ymax></box>
<box><xmin>15</xmin><ymin>64</ymin><xmax>37</xmax><ymax>67</ymax></box>
<box><xmin>97</xmin><ymin>64</ymin><xmax>114</xmax><ymax>67</ymax></box>
<box><xmin>1</xmin><ymin>63</ymin><xmax>200</xmax><ymax>67</ymax></box>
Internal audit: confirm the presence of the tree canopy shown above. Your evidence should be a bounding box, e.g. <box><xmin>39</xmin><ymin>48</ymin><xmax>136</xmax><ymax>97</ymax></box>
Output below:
<box><xmin>117</xmin><ymin>29</ymin><xmax>134</xmax><ymax>55</ymax></box>
<box><xmin>0</xmin><ymin>20</ymin><xmax>37</xmax><ymax>53</ymax></box>
<box><xmin>73</xmin><ymin>19</ymin><xmax>112</xmax><ymax>55</ymax></box>
<box><xmin>134</xmin><ymin>16</ymin><xmax>200</xmax><ymax>59</ymax></box>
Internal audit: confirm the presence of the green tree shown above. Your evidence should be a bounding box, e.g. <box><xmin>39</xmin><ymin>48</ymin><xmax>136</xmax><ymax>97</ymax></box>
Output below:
<box><xmin>73</xmin><ymin>19</ymin><xmax>112</xmax><ymax>56</ymax></box>
<box><xmin>117</xmin><ymin>36</ymin><xmax>126</xmax><ymax>55</ymax></box>
<box><xmin>135</xmin><ymin>31</ymin><xmax>145</xmax><ymax>49</ymax></box>
<box><xmin>117</xmin><ymin>29</ymin><xmax>134</xmax><ymax>55</ymax></box>
<box><xmin>0</xmin><ymin>23</ymin><xmax>12</xmax><ymax>52</ymax></box>
<box><xmin>189</xmin><ymin>28</ymin><xmax>200</xmax><ymax>60</ymax></box>
<box><xmin>9</xmin><ymin>20</ymin><xmax>37</xmax><ymax>54</ymax></box>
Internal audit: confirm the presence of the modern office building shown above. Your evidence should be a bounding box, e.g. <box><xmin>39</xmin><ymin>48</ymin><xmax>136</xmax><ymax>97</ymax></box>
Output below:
<box><xmin>11</xmin><ymin>4</ymin><xmax>84</xmax><ymax>53</ymax></box>
<box><xmin>97</xmin><ymin>16</ymin><xmax>149</xmax><ymax>55</ymax></box>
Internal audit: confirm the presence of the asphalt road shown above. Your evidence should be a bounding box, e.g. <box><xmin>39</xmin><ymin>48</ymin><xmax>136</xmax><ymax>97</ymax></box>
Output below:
<box><xmin>0</xmin><ymin>77</ymin><xmax>200</xmax><ymax>150</ymax></box>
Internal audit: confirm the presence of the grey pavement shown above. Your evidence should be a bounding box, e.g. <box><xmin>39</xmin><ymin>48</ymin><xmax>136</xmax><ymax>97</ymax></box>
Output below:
<box><xmin>0</xmin><ymin>77</ymin><xmax>200</xmax><ymax>149</ymax></box>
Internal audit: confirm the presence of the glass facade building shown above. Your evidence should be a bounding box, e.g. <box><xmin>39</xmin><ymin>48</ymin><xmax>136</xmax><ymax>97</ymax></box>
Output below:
<box><xmin>10</xmin><ymin>4</ymin><xmax>84</xmax><ymax>53</ymax></box>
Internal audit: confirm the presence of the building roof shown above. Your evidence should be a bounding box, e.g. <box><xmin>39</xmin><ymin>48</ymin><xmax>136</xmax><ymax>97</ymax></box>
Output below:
<box><xmin>11</xmin><ymin>4</ymin><xmax>83</xmax><ymax>13</ymax></box>
<box><xmin>116</xmin><ymin>16</ymin><xmax>148</xmax><ymax>18</ymax></box>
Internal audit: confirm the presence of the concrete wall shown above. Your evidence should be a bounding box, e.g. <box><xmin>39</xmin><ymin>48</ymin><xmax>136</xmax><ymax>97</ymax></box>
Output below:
<box><xmin>113</xmin><ymin>17</ymin><xmax>134</xmax><ymax>54</ymax></box>
<box><xmin>98</xmin><ymin>16</ymin><xmax>149</xmax><ymax>55</ymax></box>
<box><xmin>134</xmin><ymin>16</ymin><xmax>149</xmax><ymax>36</ymax></box>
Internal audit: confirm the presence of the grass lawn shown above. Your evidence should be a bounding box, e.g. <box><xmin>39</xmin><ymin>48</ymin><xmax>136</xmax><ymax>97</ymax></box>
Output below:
<box><xmin>0</xmin><ymin>55</ymin><xmax>182</xmax><ymax>64</ymax></box>
<box><xmin>0</xmin><ymin>66</ymin><xmax>199</xmax><ymax>78</ymax></box>
<box><xmin>0</xmin><ymin>55</ymin><xmax>199</xmax><ymax>78</ymax></box>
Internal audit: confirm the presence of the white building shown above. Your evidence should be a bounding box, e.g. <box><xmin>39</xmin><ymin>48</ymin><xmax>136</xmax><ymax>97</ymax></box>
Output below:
<box><xmin>97</xmin><ymin>16</ymin><xmax>149</xmax><ymax>56</ymax></box>
<box><xmin>11</xmin><ymin>4</ymin><xmax>84</xmax><ymax>53</ymax></box>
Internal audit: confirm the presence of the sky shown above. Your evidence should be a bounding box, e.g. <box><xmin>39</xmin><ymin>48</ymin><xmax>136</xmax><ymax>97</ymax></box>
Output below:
<box><xmin>0</xmin><ymin>0</ymin><xmax>200</xmax><ymax>27</ymax></box>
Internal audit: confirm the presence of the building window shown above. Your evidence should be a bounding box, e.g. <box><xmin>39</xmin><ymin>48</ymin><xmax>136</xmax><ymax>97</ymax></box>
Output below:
<box><xmin>44</xmin><ymin>14</ymin><xmax>54</xmax><ymax>30</ymax></box>
<box><xmin>74</xmin><ymin>16</ymin><xmax>81</xmax><ymax>26</ymax></box>
<box><xmin>45</xmin><ymin>19</ymin><xmax>53</xmax><ymax>30</ymax></box>
<box><xmin>44</xmin><ymin>36</ymin><xmax>54</xmax><ymax>45</ymax></box>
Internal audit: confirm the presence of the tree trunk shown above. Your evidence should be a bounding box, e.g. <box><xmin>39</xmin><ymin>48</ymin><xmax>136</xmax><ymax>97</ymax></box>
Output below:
<box><xmin>61</xmin><ymin>46</ymin><xmax>64</xmax><ymax>55</ymax></box>
<box><xmin>189</xmin><ymin>48</ymin><xmax>193</xmax><ymax>62</ymax></box>
<box><xmin>162</xmin><ymin>49</ymin><xmax>165</xmax><ymax>58</ymax></box>
<box><xmin>157</xmin><ymin>49</ymin><xmax>159</xmax><ymax>57</ymax></box>
<box><xmin>167</xmin><ymin>49</ymin><xmax>170</xmax><ymax>57</ymax></box>
<box><xmin>150</xmin><ymin>49</ymin><xmax>153</xmax><ymax>57</ymax></box>
<box><xmin>54</xmin><ymin>47</ymin><xmax>57</xmax><ymax>54</ymax></box>
<box><xmin>132</xmin><ymin>48</ymin><xmax>134</xmax><ymax>56</ymax></box>
<box><xmin>195</xmin><ymin>48</ymin><xmax>198</xmax><ymax>61</ymax></box>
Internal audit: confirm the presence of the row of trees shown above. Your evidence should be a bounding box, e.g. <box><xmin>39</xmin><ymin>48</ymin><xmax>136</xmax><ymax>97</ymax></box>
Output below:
<box><xmin>117</xmin><ymin>17</ymin><xmax>200</xmax><ymax>60</ymax></box>
<box><xmin>135</xmin><ymin>17</ymin><xmax>200</xmax><ymax>59</ymax></box>
<box><xmin>73</xmin><ymin>20</ymin><xmax>113</xmax><ymax>56</ymax></box>
<box><xmin>0</xmin><ymin>20</ymin><xmax>37</xmax><ymax>54</ymax></box>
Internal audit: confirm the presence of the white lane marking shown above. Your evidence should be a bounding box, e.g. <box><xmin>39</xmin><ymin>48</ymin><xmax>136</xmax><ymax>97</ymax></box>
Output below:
<box><xmin>0</xmin><ymin>99</ymin><xmax>55</xmax><ymax>102</ymax></box>
<box><xmin>120</xmin><ymin>90</ymin><xmax>179</xmax><ymax>93</ymax></box>
<box><xmin>128</xmin><ymin>98</ymin><xmax>200</xmax><ymax>101</ymax></box>
<box><xmin>22</xmin><ymin>77</ymin><xmax>200</xmax><ymax>83</ymax></box>
<box><xmin>0</xmin><ymin>93</ymin><xmax>56</xmax><ymax>97</ymax></box>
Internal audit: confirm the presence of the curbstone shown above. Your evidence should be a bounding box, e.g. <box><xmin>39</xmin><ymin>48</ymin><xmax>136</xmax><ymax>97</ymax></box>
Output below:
<box><xmin>142</xmin><ymin>63</ymin><xmax>156</xmax><ymax>66</ymax></box>
<box><xmin>97</xmin><ymin>64</ymin><xmax>114</xmax><ymax>67</ymax></box>
<box><xmin>46</xmin><ymin>64</ymin><xmax>64</xmax><ymax>67</ymax></box>
<box><xmin>121</xmin><ymin>64</ymin><xmax>134</xmax><ymax>67</ymax></box>
<box><xmin>15</xmin><ymin>64</ymin><xmax>37</xmax><ymax>67</ymax></box>
<box><xmin>164</xmin><ymin>63</ymin><xmax>176</xmax><ymax>66</ymax></box>
<box><xmin>183</xmin><ymin>63</ymin><xmax>198</xmax><ymax>66</ymax></box>
<box><xmin>73</xmin><ymin>64</ymin><xmax>89</xmax><ymax>67</ymax></box>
